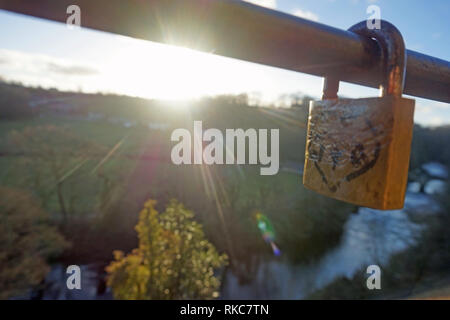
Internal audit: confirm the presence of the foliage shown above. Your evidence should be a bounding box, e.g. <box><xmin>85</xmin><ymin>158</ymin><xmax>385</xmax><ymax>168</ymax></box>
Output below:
<box><xmin>2</xmin><ymin>83</ymin><xmax>450</xmax><ymax>299</ymax></box>
<box><xmin>0</xmin><ymin>83</ymin><xmax>33</xmax><ymax>119</ymax></box>
<box><xmin>410</xmin><ymin>124</ymin><xmax>450</xmax><ymax>169</ymax></box>
<box><xmin>0</xmin><ymin>187</ymin><xmax>69</xmax><ymax>299</ymax></box>
<box><xmin>277</xmin><ymin>190</ymin><xmax>352</xmax><ymax>263</ymax></box>
<box><xmin>8</xmin><ymin>125</ymin><xmax>103</xmax><ymax>222</ymax></box>
<box><xmin>308</xmin><ymin>187</ymin><xmax>450</xmax><ymax>300</ymax></box>
<box><xmin>106</xmin><ymin>199</ymin><xmax>228</xmax><ymax>300</ymax></box>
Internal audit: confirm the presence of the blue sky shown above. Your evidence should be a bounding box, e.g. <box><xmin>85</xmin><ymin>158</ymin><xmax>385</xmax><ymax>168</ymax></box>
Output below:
<box><xmin>0</xmin><ymin>0</ymin><xmax>448</xmax><ymax>126</ymax></box>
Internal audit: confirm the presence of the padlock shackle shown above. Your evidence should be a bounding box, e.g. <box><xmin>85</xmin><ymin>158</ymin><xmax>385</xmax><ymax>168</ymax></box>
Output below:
<box><xmin>323</xmin><ymin>20</ymin><xmax>406</xmax><ymax>100</ymax></box>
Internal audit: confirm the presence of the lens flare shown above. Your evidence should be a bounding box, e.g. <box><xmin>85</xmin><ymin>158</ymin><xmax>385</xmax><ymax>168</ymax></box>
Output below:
<box><xmin>255</xmin><ymin>212</ymin><xmax>281</xmax><ymax>256</ymax></box>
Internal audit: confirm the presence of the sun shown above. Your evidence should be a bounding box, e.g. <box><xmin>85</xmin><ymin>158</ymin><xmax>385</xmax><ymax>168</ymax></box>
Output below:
<box><xmin>101</xmin><ymin>37</ymin><xmax>243</xmax><ymax>101</ymax></box>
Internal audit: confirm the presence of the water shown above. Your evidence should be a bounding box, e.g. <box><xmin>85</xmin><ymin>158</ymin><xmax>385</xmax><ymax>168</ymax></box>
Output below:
<box><xmin>221</xmin><ymin>191</ymin><xmax>442</xmax><ymax>299</ymax></box>
<box><xmin>32</xmin><ymin>264</ymin><xmax>112</xmax><ymax>300</ymax></box>
<box><xmin>28</xmin><ymin>189</ymin><xmax>442</xmax><ymax>300</ymax></box>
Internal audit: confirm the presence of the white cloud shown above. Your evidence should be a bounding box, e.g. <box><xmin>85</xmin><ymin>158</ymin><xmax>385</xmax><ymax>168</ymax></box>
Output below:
<box><xmin>428</xmin><ymin>117</ymin><xmax>444</xmax><ymax>127</ymax></box>
<box><xmin>292</xmin><ymin>9</ymin><xmax>319</xmax><ymax>22</ymax></box>
<box><xmin>0</xmin><ymin>49</ymin><xmax>101</xmax><ymax>92</ymax></box>
<box><xmin>413</xmin><ymin>99</ymin><xmax>450</xmax><ymax>126</ymax></box>
<box><xmin>0</xmin><ymin>49</ymin><xmax>98</xmax><ymax>76</ymax></box>
<box><xmin>416</xmin><ymin>104</ymin><xmax>432</xmax><ymax>114</ymax></box>
<box><xmin>243</xmin><ymin>0</ymin><xmax>277</xmax><ymax>9</ymax></box>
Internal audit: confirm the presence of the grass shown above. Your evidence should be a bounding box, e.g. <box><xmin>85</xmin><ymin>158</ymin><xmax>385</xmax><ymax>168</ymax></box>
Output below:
<box><xmin>0</xmin><ymin>105</ymin><xmax>347</xmax><ymax>266</ymax></box>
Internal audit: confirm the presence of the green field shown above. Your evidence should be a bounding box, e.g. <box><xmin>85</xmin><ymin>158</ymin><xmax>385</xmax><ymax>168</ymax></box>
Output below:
<box><xmin>0</xmin><ymin>89</ymin><xmax>353</xmax><ymax>268</ymax></box>
<box><xmin>3</xmin><ymin>84</ymin><xmax>450</xmax><ymax>299</ymax></box>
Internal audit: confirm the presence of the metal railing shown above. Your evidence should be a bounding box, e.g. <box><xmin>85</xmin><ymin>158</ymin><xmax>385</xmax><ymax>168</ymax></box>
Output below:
<box><xmin>1</xmin><ymin>0</ymin><xmax>449</xmax><ymax>103</ymax></box>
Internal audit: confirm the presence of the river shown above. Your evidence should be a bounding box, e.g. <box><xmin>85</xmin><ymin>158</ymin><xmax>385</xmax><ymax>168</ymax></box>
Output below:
<box><xmin>30</xmin><ymin>187</ymin><xmax>443</xmax><ymax>300</ymax></box>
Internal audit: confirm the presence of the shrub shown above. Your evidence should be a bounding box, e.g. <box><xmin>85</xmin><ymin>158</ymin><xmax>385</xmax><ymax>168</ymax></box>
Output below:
<box><xmin>106</xmin><ymin>199</ymin><xmax>228</xmax><ymax>299</ymax></box>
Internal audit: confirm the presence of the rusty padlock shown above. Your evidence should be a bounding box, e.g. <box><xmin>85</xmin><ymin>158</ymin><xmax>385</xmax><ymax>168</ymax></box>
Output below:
<box><xmin>303</xmin><ymin>21</ymin><xmax>415</xmax><ymax>210</ymax></box>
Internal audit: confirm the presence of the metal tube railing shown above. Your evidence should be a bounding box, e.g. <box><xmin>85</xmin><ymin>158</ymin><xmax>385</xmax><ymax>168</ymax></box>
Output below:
<box><xmin>1</xmin><ymin>0</ymin><xmax>449</xmax><ymax>103</ymax></box>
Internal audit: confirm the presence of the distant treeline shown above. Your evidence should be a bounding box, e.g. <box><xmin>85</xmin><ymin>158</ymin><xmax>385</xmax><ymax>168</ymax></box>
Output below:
<box><xmin>1</xmin><ymin>81</ymin><xmax>449</xmax><ymax>169</ymax></box>
<box><xmin>410</xmin><ymin>124</ymin><xmax>450</xmax><ymax>169</ymax></box>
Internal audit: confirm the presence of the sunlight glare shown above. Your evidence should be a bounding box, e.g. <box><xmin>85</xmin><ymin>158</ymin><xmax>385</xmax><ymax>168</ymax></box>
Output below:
<box><xmin>101</xmin><ymin>37</ymin><xmax>260</xmax><ymax>102</ymax></box>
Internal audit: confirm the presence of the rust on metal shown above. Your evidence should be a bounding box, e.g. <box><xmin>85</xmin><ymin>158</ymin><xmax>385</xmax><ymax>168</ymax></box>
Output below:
<box><xmin>304</xmin><ymin>20</ymin><xmax>415</xmax><ymax>210</ymax></box>
<box><xmin>0</xmin><ymin>0</ymin><xmax>449</xmax><ymax>102</ymax></box>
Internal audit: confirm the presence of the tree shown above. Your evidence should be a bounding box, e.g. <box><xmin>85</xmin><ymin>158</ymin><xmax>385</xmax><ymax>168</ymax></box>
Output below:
<box><xmin>0</xmin><ymin>187</ymin><xmax>68</xmax><ymax>299</ymax></box>
<box><xmin>8</xmin><ymin>125</ymin><xmax>101</xmax><ymax>223</ymax></box>
<box><xmin>106</xmin><ymin>199</ymin><xmax>228</xmax><ymax>300</ymax></box>
<box><xmin>0</xmin><ymin>83</ymin><xmax>33</xmax><ymax>119</ymax></box>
